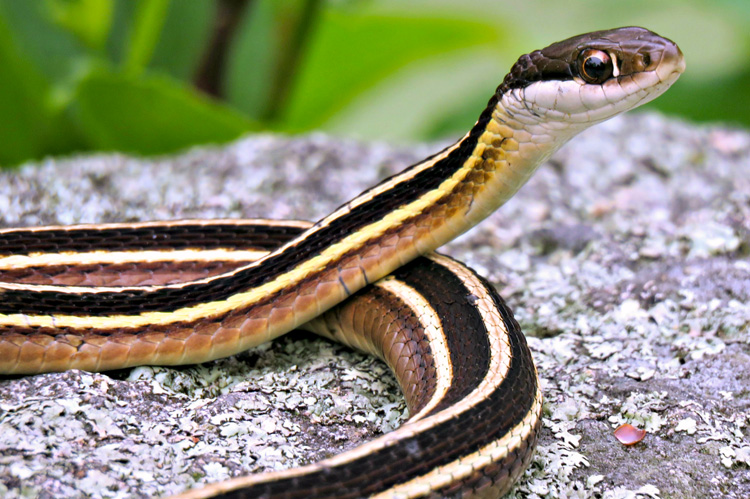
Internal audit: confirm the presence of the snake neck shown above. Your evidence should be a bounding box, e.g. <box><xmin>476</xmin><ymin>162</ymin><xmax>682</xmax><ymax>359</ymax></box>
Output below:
<box><xmin>416</xmin><ymin>89</ymin><xmax>585</xmax><ymax>251</ymax></box>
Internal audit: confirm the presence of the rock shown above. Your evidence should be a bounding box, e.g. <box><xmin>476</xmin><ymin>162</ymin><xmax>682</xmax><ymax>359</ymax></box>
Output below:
<box><xmin>1</xmin><ymin>113</ymin><xmax>748</xmax><ymax>498</ymax></box>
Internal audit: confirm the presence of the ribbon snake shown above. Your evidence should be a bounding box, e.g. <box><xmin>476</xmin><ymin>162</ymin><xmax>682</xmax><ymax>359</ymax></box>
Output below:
<box><xmin>0</xmin><ymin>27</ymin><xmax>684</xmax><ymax>498</ymax></box>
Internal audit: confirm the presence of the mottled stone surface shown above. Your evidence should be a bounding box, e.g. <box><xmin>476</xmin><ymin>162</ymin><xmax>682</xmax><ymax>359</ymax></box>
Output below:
<box><xmin>0</xmin><ymin>113</ymin><xmax>748</xmax><ymax>498</ymax></box>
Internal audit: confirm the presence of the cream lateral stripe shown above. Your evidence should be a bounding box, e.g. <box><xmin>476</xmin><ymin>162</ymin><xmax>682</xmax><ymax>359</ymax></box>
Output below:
<box><xmin>248</xmin><ymin>253</ymin><xmax>513</xmax><ymax>468</ymax></box>
<box><xmin>0</xmin><ymin>138</ymin><xmax>460</xmax><ymax>270</ymax></box>
<box><xmin>374</xmin><ymin>277</ymin><xmax>452</xmax><ymax>423</ymax></box>
<box><xmin>0</xmin><ymin>218</ymin><xmax>312</xmax><ymax>235</ymax></box>
<box><xmin>169</xmin><ymin>253</ymin><xmax>518</xmax><ymax>499</ymax></box>
<box><xmin>0</xmin><ymin>249</ymin><xmax>269</xmax><ymax>270</ymax></box>
<box><xmin>368</xmin><ymin>255</ymin><xmax>542</xmax><ymax>498</ymax></box>
<box><xmin>0</xmin><ymin>139</ymin><xmax>472</xmax><ymax>296</ymax></box>
<box><xmin>0</xmin><ymin>157</ymin><xmax>466</xmax><ymax>295</ymax></box>
<box><xmin>369</xmin><ymin>389</ymin><xmax>543</xmax><ymax>499</ymax></box>
<box><xmin>0</xmin><ymin>149</ymin><xmax>483</xmax><ymax>329</ymax></box>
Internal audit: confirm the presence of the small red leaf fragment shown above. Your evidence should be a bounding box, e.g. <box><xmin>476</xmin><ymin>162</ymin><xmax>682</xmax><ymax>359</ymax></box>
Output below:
<box><xmin>614</xmin><ymin>423</ymin><xmax>646</xmax><ymax>445</ymax></box>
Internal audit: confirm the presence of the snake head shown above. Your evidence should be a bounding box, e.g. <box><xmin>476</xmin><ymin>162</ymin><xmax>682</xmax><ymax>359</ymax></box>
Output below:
<box><xmin>498</xmin><ymin>27</ymin><xmax>685</xmax><ymax>125</ymax></box>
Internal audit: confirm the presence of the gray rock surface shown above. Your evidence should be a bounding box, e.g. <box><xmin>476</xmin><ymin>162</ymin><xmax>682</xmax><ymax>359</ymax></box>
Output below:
<box><xmin>0</xmin><ymin>113</ymin><xmax>748</xmax><ymax>498</ymax></box>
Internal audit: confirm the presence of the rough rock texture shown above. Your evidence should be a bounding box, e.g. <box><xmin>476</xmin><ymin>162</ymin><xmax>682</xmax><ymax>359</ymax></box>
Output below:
<box><xmin>0</xmin><ymin>114</ymin><xmax>748</xmax><ymax>498</ymax></box>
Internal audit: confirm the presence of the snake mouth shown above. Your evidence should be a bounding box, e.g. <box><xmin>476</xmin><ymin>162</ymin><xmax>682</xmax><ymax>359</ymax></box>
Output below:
<box><xmin>656</xmin><ymin>42</ymin><xmax>686</xmax><ymax>84</ymax></box>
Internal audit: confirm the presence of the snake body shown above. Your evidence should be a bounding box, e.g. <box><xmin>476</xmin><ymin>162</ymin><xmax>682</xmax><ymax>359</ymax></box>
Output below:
<box><xmin>0</xmin><ymin>27</ymin><xmax>683</xmax><ymax>498</ymax></box>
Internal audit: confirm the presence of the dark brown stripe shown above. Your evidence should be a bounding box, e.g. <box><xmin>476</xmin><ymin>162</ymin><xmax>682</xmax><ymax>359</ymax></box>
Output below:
<box><xmin>389</xmin><ymin>257</ymin><xmax>490</xmax><ymax>414</ymax></box>
<box><xmin>0</xmin><ymin>256</ymin><xmax>537</xmax><ymax>498</ymax></box>
<box><xmin>0</xmin><ymin>222</ymin><xmax>302</xmax><ymax>256</ymax></box>
<box><xmin>196</xmin><ymin>256</ymin><xmax>537</xmax><ymax>498</ymax></box>
<box><xmin>0</xmin><ymin>94</ymin><xmax>500</xmax><ymax>317</ymax></box>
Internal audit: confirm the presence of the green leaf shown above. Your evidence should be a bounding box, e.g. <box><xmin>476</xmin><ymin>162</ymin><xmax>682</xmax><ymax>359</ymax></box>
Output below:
<box><xmin>72</xmin><ymin>70</ymin><xmax>259</xmax><ymax>155</ymax></box>
<box><xmin>123</xmin><ymin>0</ymin><xmax>171</xmax><ymax>76</ymax></box>
<box><xmin>146</xmin><ymin>1</ymin><xmax>213</xmax><ymax>81</ymax></box>
<box><xmin>325</xmin><ymin>48</ymin><xmax>504</xmax><ymax>141</ymax></box>
<box><xmin>44</xmin><ymin>0</ymin><xmax>113</xmax><ymax>50</ymax></box>
<box><xmin>226</xmin><ymin>5</ymin><xmax>499</xmax><ymax>131</ymax></box>
<box><xmin>0</xmin><ymin>15</ymin><xmax>55</xmax><ymax>166</ymax></box>
<box><xmin>646</xmin><ymin>66</ymin><xmax>750</xmax><ymax>128</ymax></box>
<box><xmin>277</xmin><ymin>11</ymin><xmax>499</xmax><ymax>131</ymax></box>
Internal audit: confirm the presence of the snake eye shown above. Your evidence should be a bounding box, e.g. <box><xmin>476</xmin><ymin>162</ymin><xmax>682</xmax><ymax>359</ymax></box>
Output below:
<box><xmin>577</xmin><ymin>49</ymin><xmax>613</xmax><ymax>84</ymax></box>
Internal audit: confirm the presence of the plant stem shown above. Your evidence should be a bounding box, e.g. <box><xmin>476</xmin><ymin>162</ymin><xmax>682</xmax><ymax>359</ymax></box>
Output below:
<box><xmin>262</xmin><ymin>0</ymin><xmax>323</xmax><ymax>122</ymax></box>
<box><xmin>194</xmin><ymin>0</ymin><xmax>252</xmax><ymax>98</ymax></box>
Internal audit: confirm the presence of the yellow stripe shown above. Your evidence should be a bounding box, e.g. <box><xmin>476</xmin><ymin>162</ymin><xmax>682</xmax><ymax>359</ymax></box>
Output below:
<box><xmin>0</xmin><ymin>152</ymin><xmax>483</xmax><ymax>330</ymax></box>
<box><xmin>369</xmin><ymin>389</ymin><xmax>542</xmax><ymax>499</ymax></box>
<box><xmin>165</xmin><ymin>253</ymin><xmax>522</xmax><ymax>499</ymax></box>
<box><xmin>375</xmin><ymin>277</ymin><xmax>452</xmax><ymax>423</ymax></box>
<box><xmin>319</xmin><ymin>134</ymin><xmax>466</xmax><ymax>220</ymax></box>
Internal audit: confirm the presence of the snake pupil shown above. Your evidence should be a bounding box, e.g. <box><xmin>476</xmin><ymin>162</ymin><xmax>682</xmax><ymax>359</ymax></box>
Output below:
<box><xmin>578</xmin><ymin>49</ymin><xmax>613</xmax><ymax>84</ymax></box>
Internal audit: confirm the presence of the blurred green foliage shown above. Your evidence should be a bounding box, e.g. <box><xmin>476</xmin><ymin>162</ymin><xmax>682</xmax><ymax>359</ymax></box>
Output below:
<box><xmin>0</xmin><ymin>0</ymin><xmax>746</xmax><ymax>167</ymax></box>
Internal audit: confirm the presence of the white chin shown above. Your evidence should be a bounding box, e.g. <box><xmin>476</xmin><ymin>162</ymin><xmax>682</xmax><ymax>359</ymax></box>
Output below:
<box><xmin>515</xmin><ymin>72</ymin><xmax>668</xmax><ymax>125</ymax></box>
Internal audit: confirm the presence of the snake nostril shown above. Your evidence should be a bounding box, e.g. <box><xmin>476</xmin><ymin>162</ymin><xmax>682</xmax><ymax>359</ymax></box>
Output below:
<box><xmin>642</xmin><ymin>53</ymin><xmax>652</xmax><ymax>68</ymax></box>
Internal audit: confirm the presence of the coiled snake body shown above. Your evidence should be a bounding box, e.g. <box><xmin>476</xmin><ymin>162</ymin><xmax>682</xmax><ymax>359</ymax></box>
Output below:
<box><xmin>0</xmin><ymin>27</ymin><xmax>684</xmax><ymax>498</ymax></box>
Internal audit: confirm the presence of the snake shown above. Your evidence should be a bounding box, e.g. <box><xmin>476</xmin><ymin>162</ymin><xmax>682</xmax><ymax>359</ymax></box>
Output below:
<box><xmin>0</xmin><ymin>27</ymin><xmax>683</xmax><ymax>498</ymax></box>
